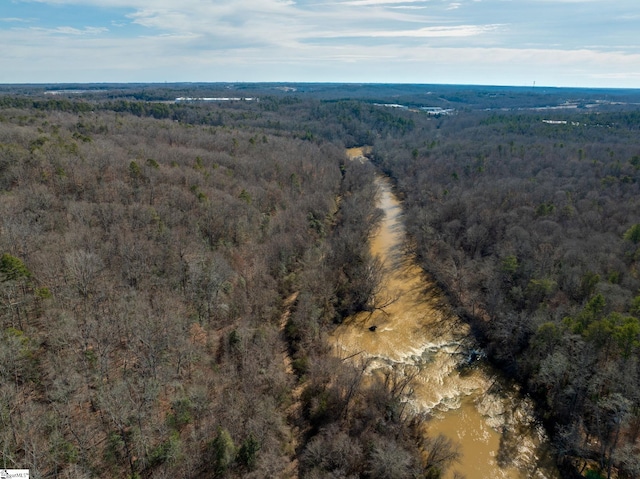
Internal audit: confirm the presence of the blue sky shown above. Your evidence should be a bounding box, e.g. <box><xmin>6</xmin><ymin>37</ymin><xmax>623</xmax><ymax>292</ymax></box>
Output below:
<box><xmin>1</xmin><ymin>0</ymin><xmax>639</xmax><ymax>87</ymax></box>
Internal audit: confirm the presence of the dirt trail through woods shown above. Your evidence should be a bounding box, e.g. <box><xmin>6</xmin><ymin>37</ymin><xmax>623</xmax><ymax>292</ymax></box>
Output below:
<box><xmin>280</xmin><ymin>292</ymin><xmax>302</xmax><ymax>479</ymax></box>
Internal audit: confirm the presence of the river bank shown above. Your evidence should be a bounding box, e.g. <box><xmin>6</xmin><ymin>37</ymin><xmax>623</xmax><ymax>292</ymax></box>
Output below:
<box><xmin>331</xmin><ymin>149</ymin><xmax>559</xmax><ymax>478</ymax></box>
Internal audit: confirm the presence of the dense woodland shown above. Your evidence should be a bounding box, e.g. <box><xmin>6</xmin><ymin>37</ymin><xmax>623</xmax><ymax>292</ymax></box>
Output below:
<box><xmin>371</xmin><ymin>111</ymin><xmax>640</xmax><ymax>478</ymax></box>
<box><xmin>0</xmin><ymin>96</ymin><xmax>457</xmax><ymax>478</ymax></box>
<box><xmin>1</xmin><ymin>85</ymin><xmax>640</xmax><ymax>478</ymax></box>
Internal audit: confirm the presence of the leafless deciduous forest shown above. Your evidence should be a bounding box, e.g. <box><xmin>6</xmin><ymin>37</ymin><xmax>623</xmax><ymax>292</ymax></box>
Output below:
<box><xmin>371</xmin><ymin>111</ymin><xmax>640</xmax><ymax>479</ymax></box>
<box><xmin>0</xmin><ymin>95</ymin><xmax>453</xmax><ymax>478</ymax></box>
<box><xmin>1</xmin><ymin>85</ymin><xmax>640</xmax><ymax>478</ymax></box>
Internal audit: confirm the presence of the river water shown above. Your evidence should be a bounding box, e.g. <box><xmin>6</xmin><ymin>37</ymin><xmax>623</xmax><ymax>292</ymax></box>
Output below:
<box><xmin>330</xmin><ymin>149</ymin><xmax>559</xmax><ymax>479</ymax></box>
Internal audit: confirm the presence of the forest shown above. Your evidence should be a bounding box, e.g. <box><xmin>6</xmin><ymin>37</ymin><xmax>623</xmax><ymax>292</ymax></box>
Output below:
<box><xmin>0</xmin><ymin>91</ymin><xmax>455</xmax><ymax>478</ymax></box>
<box><xmin>1</xmin><ymin>84</ymin><xmax>640</xmax><ymax>478</ymax></box>
<box><xmin>370</xmin><ymin>110</ymin><xmax>640</xmax><ymax>478</ymax></box>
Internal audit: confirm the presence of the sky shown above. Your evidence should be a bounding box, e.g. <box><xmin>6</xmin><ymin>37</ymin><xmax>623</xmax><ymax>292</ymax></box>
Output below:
<box><xmin>1</xmin><ymin>0</ymin><xmax>640</xmax><ymax>88</ymax></box>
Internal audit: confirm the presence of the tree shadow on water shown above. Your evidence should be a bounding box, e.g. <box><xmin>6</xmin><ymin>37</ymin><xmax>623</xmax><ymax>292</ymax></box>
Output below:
<box><xmin>496</xmin><ymin>421</ymin><xmax>559</xmax><ymax>478</ymax></box>
<box><xmin>496</xmin><ymin>426</ymin><xmax>519</xmax><ymax>469</ymax></box>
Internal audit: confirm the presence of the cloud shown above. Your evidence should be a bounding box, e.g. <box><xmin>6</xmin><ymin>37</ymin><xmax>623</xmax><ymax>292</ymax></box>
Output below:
<box><xmin>3</xmin><ymin>14</ymin><xmax>638</xmax><ymax>85</ymax></box>
<box><xmin>339</xmin><ymin>0</ymin><xmax>429</xmax><ymax>5</ymax></box>
<box><xmin>48</xmin><ymin>26</ymin><xmax>109</xmax><ymax>35</ymax></box>
<box><xmin>590</xmin><ymin>72</ymin><xmax>640</xmax><ymax>79</ymax></box>
<box><xmin>314</xmin><ymin>24</ymin><xmax>502</xmax><ymax>38</ymax></box>
<box><xmin>1</xmin><ymin>17</ymin><xmax>34</xmax><ymax>23</ymax></box>
<box><xmin>3</xmin><ymin>0</ymin><xmax>640</xmax><ymax>87</ymax></box>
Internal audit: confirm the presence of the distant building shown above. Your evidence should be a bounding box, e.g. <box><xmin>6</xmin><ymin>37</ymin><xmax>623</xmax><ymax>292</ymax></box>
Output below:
<box><xmin>174</xmin><ymin>97</ymin><xmax>257</xmax><ymax>102</ymax></box>
<box><xmin>420</xmin><ymin>106</ymin><xmax>455</xmax><ymax>115</ymax></box>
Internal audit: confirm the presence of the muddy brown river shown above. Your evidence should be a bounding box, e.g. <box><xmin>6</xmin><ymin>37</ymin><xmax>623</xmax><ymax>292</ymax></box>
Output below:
<box><xmin>331</xmin><ymin>149</ymin><xmax>559</xmax><ymax>478</ymax></box>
